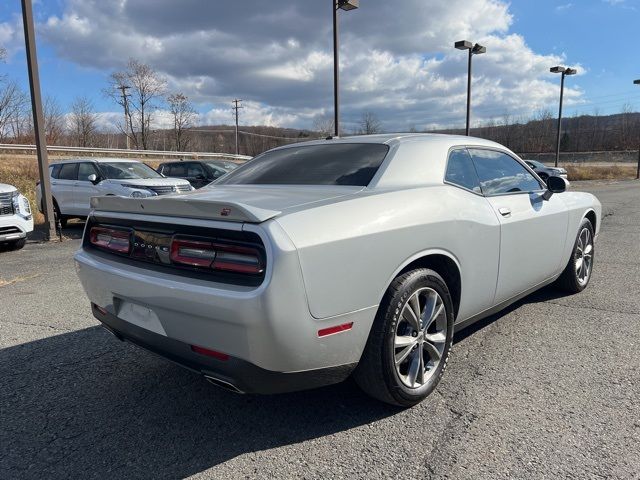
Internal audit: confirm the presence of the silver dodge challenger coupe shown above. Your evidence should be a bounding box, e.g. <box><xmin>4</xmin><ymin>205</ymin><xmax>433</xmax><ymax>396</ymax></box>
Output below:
<box><xmin>75</xmin><ymin>134</ymin><xmax>601</xmax><ymax>407</ymax></box>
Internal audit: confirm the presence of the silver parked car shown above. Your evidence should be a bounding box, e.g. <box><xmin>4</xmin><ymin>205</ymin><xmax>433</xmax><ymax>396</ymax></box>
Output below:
<box><xmin>74</xmin><ymin>134</ymin><xmax>601</xmax><ymax>406</ymax></box>
<box><xmin>524</xmin><ymin>159</ymin><xmax>568</xmax><ymax>181</ymax></box>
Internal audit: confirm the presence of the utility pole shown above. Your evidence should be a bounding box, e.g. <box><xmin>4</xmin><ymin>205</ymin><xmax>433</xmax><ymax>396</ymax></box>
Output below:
<box><xmin>119</xmin><ymin>85</ymin><xmax>131</xmax><ymax>149</ymax></box>
<box><xmin>232</xmin><ymin>99</ymin><xmax>243</xmax><ymax>155</ymax></box>
<box><xmin>21</xmin><ymin>0</ymin><xmax>56</xmax><ymax>240</ymax></box>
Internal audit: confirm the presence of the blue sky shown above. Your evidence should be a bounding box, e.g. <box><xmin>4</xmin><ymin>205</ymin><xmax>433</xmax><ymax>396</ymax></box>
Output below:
<box><xmin>0</xmin><ymin>0</ymin><xmax>638</xmax><ymax>130</ymax></box>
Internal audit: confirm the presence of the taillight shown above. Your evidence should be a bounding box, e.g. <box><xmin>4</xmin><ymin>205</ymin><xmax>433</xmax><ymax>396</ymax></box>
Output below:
<box><xmin>170</xmin><ymin>237</ymin><xmax>264</xmax><ymax>274</ymax></box>
<box><xmin>89</xmin><ymin>226</ymin><xmax>131</xmax><ymax>254</ymax></box>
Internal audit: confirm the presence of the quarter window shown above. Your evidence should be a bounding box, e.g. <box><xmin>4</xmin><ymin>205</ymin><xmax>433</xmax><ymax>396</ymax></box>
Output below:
<box><xmin>50</xmin><ymin>164</ymin><xmax>62</xmax><ymax>179</ymax></box>
<box><xmin>445</xmin><ymin>149</ymin><xmax>481</xmax><ymax>193</ymax></box>
<box><xmin>469</xmin><ymin>149</ymin><xmax>543</xmax><ymax>195</ymax></box>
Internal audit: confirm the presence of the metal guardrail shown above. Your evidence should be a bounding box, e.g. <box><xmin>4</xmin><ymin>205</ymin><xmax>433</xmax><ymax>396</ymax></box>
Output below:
<box><xmin>0</xmin><ymin>144</ymin><xmax>252</xmax><ymax>161</ymax></box>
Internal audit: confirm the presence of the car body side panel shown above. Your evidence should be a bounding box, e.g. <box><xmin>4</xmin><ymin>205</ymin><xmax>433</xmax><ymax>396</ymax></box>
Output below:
<box><xmin>486</xmin><ymin>192</ymin><xmax>569</xmax><ymax>304</ymax></box>
<box><xmin>276</xmin><ymin>185</ymin><xmax>501</xmax><ymax>320</ymax></box>
<box><xmin>557</xmin><ymin>191</ymin><xmax>602</xmax><ymax>265</ymax></box>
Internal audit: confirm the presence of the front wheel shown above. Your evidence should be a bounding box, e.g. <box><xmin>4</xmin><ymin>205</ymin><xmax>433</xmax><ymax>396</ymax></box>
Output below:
<box><xmin>556</xmin><ymin>218</ymin><xmax>594</xmax><ymax>293</ymax></box>
<box><xmin>8</xmin><ymin>238</ymin><xmax>26</xmax><ymax>250</ymax></box>
<box><xmin>353</xmin><ymin>268</ymin><xmax>454</xmax><ymax>407</ymax></box>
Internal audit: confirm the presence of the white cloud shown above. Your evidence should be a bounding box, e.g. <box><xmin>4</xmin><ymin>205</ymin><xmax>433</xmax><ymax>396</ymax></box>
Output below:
<box><xmin>556</xmin><ymin>3</ymin><xmax>574</xmax><ymax>11</ymax></box>
<box><xmin>39</xmin><ymin>0</ymin><xmax>587</xmax><ymax>131</ymax></box>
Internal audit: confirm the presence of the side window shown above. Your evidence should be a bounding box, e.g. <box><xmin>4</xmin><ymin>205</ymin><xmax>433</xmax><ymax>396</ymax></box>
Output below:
<box><xmin>445</xmin><ymin>149</ymin><xmax>481</xmax><ymax>193</ymax></box>
<box><xmin>469</xmin><ymin>149</ymin><xmax>543</xmax><ymax>195</ymax></box>
<box><xmin>187</xmin><ymin>163</ymin><xmax>205</xmax><ymax>177</ymax></box>
<box><xmin>168</xmin><ymin>163</ymin><xmax>187</xmax><ymax>176</ymax></box>
<box><xmin>77</xmin><ymin>163</ymin><xmax>99</xmax><ymax>182</ymax></box>
<box><xmin>58</xmin><ymin>163</ymin><xmax>78</xmax><ymax>181</ymax></box>
<box><xmin>50</xmin><ymin>164</ymin><xmax>62</xmax><ymax>179</ymax></box>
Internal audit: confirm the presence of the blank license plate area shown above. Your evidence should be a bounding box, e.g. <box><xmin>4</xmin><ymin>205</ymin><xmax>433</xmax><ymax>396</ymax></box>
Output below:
<box><xmin>117</xmin><ymin>300</ymin><xmax>167</xmax><ymax>336</ymax></box>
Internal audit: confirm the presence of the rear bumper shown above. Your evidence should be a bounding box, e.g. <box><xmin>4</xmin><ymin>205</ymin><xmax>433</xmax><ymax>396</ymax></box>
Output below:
<box><xmin>74</xmin><ymin>218</ymin><xmax>376</xmax><ymax>376</ymax></box>
<box><xmin>92</xmin><ymin>303</ymin><xmax>356</xmax><ymax>394</ymax></box>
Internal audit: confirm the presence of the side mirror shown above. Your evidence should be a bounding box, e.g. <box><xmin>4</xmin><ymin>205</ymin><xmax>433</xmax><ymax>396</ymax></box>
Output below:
<box><xmin>542</xmin><ymin>176</ymin><xmax>567</xmax><ymax>200</ymax></box>
<box><xmin>87</xmin><ymin>174</ymin><xmax>99</xmax><ymax>184</ymax></box>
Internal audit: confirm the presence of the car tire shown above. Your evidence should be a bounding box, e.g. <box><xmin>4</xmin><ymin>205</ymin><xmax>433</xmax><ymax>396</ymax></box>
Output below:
<box><xmin>556</xmin><ymin>217</ymin><xmax>594</xmax><ymax>293</ymax></box>
<box><xmin>53</xmin><ymin>200</ymin><xmax>67</xmax><ymax>229</ymax></box>
<box><xmin>353</xmin><ymin>268</ymin><xmax>454</xmax><ymax>407</ymax></box>
<box><xmin>9</xmin><ymin>238</ymin><xmax>26</xmax><ymax>250</ymax></box>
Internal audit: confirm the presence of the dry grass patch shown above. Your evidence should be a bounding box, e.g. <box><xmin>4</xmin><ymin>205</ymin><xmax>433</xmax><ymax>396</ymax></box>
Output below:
<box><xmin>565</xmin><ymin>164</ymin><xmax>637</xmax><ymax>181</ymax></box>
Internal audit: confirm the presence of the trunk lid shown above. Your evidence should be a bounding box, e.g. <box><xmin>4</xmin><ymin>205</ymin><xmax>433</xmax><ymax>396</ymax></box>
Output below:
<box><xmin>90</xmin><ymin>184</ymin><xmax>362</xmax><ymax>223</ymax></box>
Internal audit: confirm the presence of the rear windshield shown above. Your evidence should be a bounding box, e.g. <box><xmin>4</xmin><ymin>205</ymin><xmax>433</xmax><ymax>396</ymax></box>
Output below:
<box><xmin>215</xmin><ymin>143</ymin><xmax>389</xmax><ymax>186</ymax></box>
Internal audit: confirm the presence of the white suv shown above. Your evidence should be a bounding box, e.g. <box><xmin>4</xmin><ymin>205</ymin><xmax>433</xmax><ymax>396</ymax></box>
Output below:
<box><xmin>0</xmin><ymin>183</ymin><xmax>34</xmax><ymax>250</ymax></box>
<box><xmin>36</xmin><ymin>158</ymin><xmax>193</xmax><ymax>227</ymax></box>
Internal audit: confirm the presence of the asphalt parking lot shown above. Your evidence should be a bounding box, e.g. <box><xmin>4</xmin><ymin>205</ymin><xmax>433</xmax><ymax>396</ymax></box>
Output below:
<box><xmin>1</xmin><ymin>180</ymin><xmax>638</xmax><ymax>479</ymax></box>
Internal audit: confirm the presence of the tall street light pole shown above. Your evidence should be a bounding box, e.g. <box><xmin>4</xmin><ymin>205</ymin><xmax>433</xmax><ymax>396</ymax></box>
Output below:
<box><xmin>551</xmin><ymin>66</ymin><xmax>577</xmax><ymax>167</ymax></box>
<box><xmin>21</xmin><ymin>0</ymin><xmax>56</xmax><ymax>240</ymax></box>
<box><xmin>634</xmin><ymin>79</ymin><xmax>640</xmax><ymax>180</ymax></box>
<box><xmin>455</xmin><ymin>40</ymin><xmax>486</xmax><ymax>136</ymax></box>
<box><xmin>333</xmin><ymin>0</ymin><xmax>358</xmax><ymax>137</ymax></box>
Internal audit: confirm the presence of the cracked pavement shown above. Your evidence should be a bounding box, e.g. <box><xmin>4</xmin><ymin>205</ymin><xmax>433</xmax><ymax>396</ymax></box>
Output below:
<box><xmin>1</xmin><ymin>180</ymin><xmax>638</xmax><ymax>479</ymax></box>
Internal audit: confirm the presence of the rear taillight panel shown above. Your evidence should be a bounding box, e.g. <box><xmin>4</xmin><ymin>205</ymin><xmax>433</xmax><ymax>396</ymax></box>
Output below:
<box><xmin>89</xmin><ymin>226</ymin><xmax>132</xmax><ymax>254</ymax></box>
<box><xmin>84</xmin><ymin>218</ymin><xmax>266</xmax><ymax>285</ymax></box>
<box><xmin>171</xmin><ymin>237</ymin><xmax>264</xmax><ymax>274</ymax></box>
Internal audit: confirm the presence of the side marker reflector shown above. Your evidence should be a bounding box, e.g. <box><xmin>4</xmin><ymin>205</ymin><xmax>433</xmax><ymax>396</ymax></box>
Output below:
<box><xmin>318</xmin><ymin>322</ymin><xmax>353</xmax><ymax>338</ymax></box>
<box><xmin>190</xmin><ymin>345</ymin><xmax>230</xmax><ymax>361</ymax></box>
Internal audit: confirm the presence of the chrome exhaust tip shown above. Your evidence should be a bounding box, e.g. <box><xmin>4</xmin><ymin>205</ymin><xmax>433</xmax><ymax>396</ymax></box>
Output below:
<box><xmin>204</xmin><ymin>375</ymin><xmax>244</xmax><ymax>394</ymax></box>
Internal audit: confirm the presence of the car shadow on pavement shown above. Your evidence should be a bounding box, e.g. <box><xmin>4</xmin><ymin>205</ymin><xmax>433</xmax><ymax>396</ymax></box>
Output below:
<box><xmin>0</xmin><ymin>326</ymin><xmax>400</xmax><ymax>479</ymax></box>
<box><xmin>453</xmin><ymin>284</ymin><xmax>572</xmax><ymax>344</ymax></box>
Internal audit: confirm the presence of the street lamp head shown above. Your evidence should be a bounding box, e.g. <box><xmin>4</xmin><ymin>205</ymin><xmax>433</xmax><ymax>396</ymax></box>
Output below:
<box><xmin>634</xmin><ymin>79</ymin><xmax>640</xmax><ymax>85</ymax></box>
<box><xmin>550</xmin><ymin>66</ymin><xmax>566</xmax><ymax>74</ymax></box>
<box><xmin>565</xmin><ymin>68</ymin><xmax>577</xmax><ymax>76</ymax></box>
<box><xmin>337</xmin><ymin>0</ymin><xmax>359</xmax><ymax>11</ymax></box>
<box><xmin>455</xmin><ymin>40</ymin><xmax>473</xmax><ymax>50</ymax></box>
<box><xmin>472</xmin><ymin>43</ymin><xmax>486</xmax><ymax>55</ymax></box>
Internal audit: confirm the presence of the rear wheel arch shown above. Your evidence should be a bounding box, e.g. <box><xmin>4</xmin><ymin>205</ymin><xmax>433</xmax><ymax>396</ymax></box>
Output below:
<box><xmin>390</xmin><ymin>252</ymin><xmax>462</xmax><ymax>320</ymax></box>
<box><xmin>584</xmin><ymin>209</ymin><xmax>596</xmax><ymax>233</ymax></box>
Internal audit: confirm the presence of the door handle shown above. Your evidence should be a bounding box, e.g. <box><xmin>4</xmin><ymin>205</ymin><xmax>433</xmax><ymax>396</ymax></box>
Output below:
<box><xmin>498</xmin><ymin>207</ymin><xmax>511</xmax><ymax>217</ymax></box>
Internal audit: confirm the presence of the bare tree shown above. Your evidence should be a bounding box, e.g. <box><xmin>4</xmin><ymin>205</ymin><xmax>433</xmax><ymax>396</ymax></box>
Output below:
<box><xmin>105</xmin><ymin>58</ymin><xmax>166</xmax><ymax>149</ymax></box>
<box><xmin>167</xmin><ymin>93</ymin><xmax>196</xmax><ymax>151</ymax></box>
<box><xmin>358</xmin><ymin>111</ymin><xmax>383</xmax><ymax>135</ymax></box>
<box><xmin>313</xmin><ymin>115</ymin><xmax>335</xmax><ymax>137</ymax></box>
<box><xmin>0</xmin><ymin>79</ymin><xmax>28</xmax><ymax>141</ymax></box>
<box><xmin>43</xmin><ymin>96</ymin><xmax>65</xmax><ymax>145</ymax></box>
<box><xmin>69</xmin><ymin>96</ymin><xmax>98</xmax><ymax>147</ymax></box>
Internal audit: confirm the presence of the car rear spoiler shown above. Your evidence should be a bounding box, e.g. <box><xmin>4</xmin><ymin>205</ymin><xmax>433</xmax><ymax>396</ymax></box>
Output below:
<box><xmin>89</xmin><ymin>195</ymin><xmax>280</xmax><ymax>223</ymax></box>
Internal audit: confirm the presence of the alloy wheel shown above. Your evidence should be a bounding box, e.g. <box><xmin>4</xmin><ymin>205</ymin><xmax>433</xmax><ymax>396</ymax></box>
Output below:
<box><xmin>575</xmin><ymin>227</ymin><xmax>593</xmax><ymax>286</ymax></box>
<box><xmin>394</xmin><ymin>287</ymin><xmax>448</xmax><ymax>388</ymax></box>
